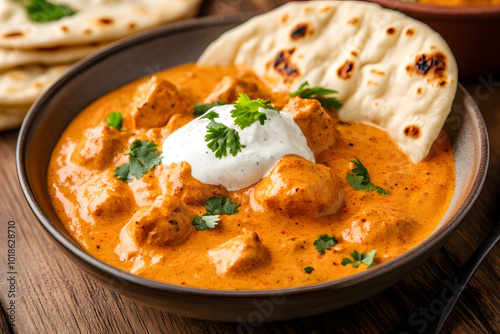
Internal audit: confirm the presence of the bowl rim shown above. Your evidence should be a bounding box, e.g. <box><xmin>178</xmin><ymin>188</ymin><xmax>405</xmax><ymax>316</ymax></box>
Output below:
<box><xmin>361</xmin><ymin>0</ymin><xmax>500</xmax><ymax>20</ymax></box>
<box><xmin>16</xmin><ymin>14</ymin><xmax>490</xmax><ymax>298</ymax></box>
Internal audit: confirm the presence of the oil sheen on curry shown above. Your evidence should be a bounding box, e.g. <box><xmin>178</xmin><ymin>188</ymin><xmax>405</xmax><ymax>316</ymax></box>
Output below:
<box><xmin>48</xmin><ymin>64</ymin><xmax>455</xmax><ymax>290</ymax></box>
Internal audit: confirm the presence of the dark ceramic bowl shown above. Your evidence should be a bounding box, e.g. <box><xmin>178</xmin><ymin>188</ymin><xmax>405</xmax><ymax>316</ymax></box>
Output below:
<box><xmin>17</xmin><ymin>14</ymin><xmax>489</xmax><ymax>321</ymax></box>
<box><xmin>360</xmin><ymin>0</ymin><xmax>500</xmax><ymax>77</ymax></box>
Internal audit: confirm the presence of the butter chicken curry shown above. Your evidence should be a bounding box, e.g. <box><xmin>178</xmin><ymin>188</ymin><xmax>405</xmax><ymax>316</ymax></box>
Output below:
<box><xmin>47</xmin><ymin>64</ymin><xmax>455</xmax><ymax>290</ymax></box>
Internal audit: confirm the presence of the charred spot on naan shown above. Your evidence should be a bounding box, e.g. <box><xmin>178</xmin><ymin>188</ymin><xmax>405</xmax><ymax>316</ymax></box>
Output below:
<box><xmin>406</xmin><ymin>52</ymin><xmax>450</xmax><ymax>86</ymax></box>
<box><xmin>386</xmin><ymin>27</ymin><xmax>396</xmax><ymax>35</ymax></box>
<box><xmin>269</xmin><ymin>48</ymin><xmax>300</xmax><ymax>83</ymax></box>
<box><xmin>290</xmin><ymin>23</ymin><xmax>312</xmax><ymax>40</ymax></box>
<box><xmin>337</xmin><ymin>60</ymin><xmax>355</xmax><ymax>80</ymax></box>
<box><xmin>347</xmin><ymin>17</ymin><xmax>359</xmax><ymax>25</ymax></box>
<box><xmin>3</xmin><ymin>31</ymin><xmax>24</xmax><ymax>39</ymax></box>
<box><xmin>96</xmin><ymin>17</ymin><xmax>115</xmax><ymax>26</ymax></box>
<box><xmin>404</xmin><ymin>125</ymin><xmax>421</xmax><ymax>139</ymax></box>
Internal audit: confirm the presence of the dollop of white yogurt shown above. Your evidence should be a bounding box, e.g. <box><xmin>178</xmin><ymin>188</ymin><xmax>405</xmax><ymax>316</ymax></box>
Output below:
<box><xmin>162</xmin><ymin>104</ymin><xmax>314</xmax><ymax>191</ymax></box>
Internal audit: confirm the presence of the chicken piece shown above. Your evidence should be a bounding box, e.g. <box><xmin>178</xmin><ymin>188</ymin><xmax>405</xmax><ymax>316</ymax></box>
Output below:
<box><xmin>341</xmin><ymin>207</ymin><xmax>419</xmax><ymax>254</ymax></box>
<box><xmin>208</xmin><ymin>231</ymin><xmax>271</xmax><ymax>276</ymax></box>
<box><xmin>158</xmin><ymin>161</ymin><xmax>227</xmax><ymax>206</ymax></box>
<box><xmin>145</xmin><ymin>113</ymin><xmax>193</xmax><ymax>143</ymax></box>
<box><xmin>79</xmin><ymin>171</ymin><xmax>136</xmax><ymax>221</ymax></box>
<box><xmin>253</xmin><ymin>155</ymin><xmax>343</xmax><ymax>216</ymax></box>
<box><xmin>131</xmin><ymin>76</ymin><xmax>192</xmax><ymax>129</ymax></box>
<box><xmin>203</xmin><ymin>72</ymin><xmax>273</xmax><ymax>104</ymax></box>
<box><xmin>161</xmin><ymin>113</ymin><xmax>193</xmax><ymax>138</ymax></box>
<box><xmin>71</xmin><ymin>121</ymin><xmax>124</xmax><ymax>170</ymax></box>
<box><xmin>282</xmin><ymin>96</ymin><xmax>339</xmax><ymax>155</ymax></box>
<box><xmin>122</xmin><ymin>195</ymin><xmax>193</xmax><ymax>248</ymax></box>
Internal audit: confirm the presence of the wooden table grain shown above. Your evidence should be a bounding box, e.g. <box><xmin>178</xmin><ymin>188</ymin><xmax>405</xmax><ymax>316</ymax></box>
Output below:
<box><xmin>1</xmin><ymin>1</ymin><xmax>499</xmax><ymax>333</ymax></box>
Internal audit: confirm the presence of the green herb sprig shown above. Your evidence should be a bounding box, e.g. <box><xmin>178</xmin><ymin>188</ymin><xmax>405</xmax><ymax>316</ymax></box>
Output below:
<box><xmin>193</xmin><ymin>100</ymin><xmax>229</xmax><ymax>116</ymax></box>
<box><xmin>107</xmin><ymin>112</ymin><xmax>122</xmax><ymax>130</ymax></box>
<box><xmin>230</xmin><ymin>94</ymin><xmax>279</xmax><ymax>129</ymax></box>
<box><xmin>290</xmin><ymin>81</ymin><xmax>342</xmax><ymax>110</ymax></box>
<box><xmin>346</xmin><ymin>159</ymin><xmax>390</xmax><ymax>194</ymax></box>
<box><xmin>341</xmin><ymin>250</ymin><xmax>377</xmax><ymax>268</ymax></box>
<box><xmin>313</xmin><ymin>234</ymin><xmax>337</xmax><ymax>255</ymax></box>
<box><xmin>203</xmin><ymin>94</ymin><xmax>278</xmax><ymax>159</ymax></box>
<box><xmin>114</xmin><ymin>140</ymin><xmax>162</xmax><ymax>182</ymax></box>
<box><xmin>192</xmin><ymin>196</ymin><xmax>239</xmax><ymax>231</ymax></box>
<box><xmin>26</xmin><ymin>0</ymin><xmax>76</xmax><ymax>23</ymax></box>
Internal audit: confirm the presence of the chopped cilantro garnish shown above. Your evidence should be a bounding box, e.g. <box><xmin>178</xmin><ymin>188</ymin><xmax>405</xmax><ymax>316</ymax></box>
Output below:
<box><xmin>192</xmin><ymin>214</ymin><xmax>220</xmax><ymax>231</ymax></box>
<box><xmin>341</xmin><ymin>250</ymin><xmax>377</xmax><ymax>268</ymax></box>
<box><xmin>205</xmin><ymin>121</ymin><xmax>245</xmax><ymax>159</ymax></box>
<box><xmin>313</xmin><ymin>234</ymin><xmax>337</xmax><ymax>254</ymax></box>
<box><xmin>201</xmin><ymin>110</ymin><xmax>220</xmax><ymax>122</ymax></box>
<box><xmin>230</xmin><ymin>93</ymin><xmax>279</xmax><ymax>130</ymax></box>
<box><xmin>204</xmin><ymin>195</ymin><xmax>239</xmax><ymax>215</ymax></box>
<box><xmin>203</xmin><ymin>94</ymin><xmax>279</xmax><ymax>159</ymax></box>
<box><xmin>107</xmin><ymin>112</ymin><xmax>122</xmax><ymax>130</ymax></box>
<box><xmin>346</xmin><ymin>159</ymin><xmax>390</xmax><ymax>194</ymax></box>
<box><xmin>26</xmin><ymin>0</ymin><xmax>76</xmax><ymax>23</ymax></box>
<box><xmin>193</xmin><ymin>196</ymin><xmax>239</xmax><ymax>231</ymax></box>
<box><xmin>304</xmin><ymin>267</ymin><xmax>314</xmax><ymax>274</ymax></box>
<box><xmin>114</xmin><ymin>140</ymin><xmax>163</xmax><ymax>182</ymax></box>
<box><xmin>193</xmin><ymin>101</ymin><xmax>229</xmax><ymax>116</ymax></box>
<box><xmin>290</xmin><ymin>81</ymin><xmax>342</xmax><ymax>110</ymax></box>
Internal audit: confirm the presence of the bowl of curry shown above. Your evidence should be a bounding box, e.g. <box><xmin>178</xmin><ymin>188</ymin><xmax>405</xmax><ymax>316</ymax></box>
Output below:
<box><xmin>17</xmin><ymin>14</ymin><xmax>489</xmax><ymax>321</ymax></box>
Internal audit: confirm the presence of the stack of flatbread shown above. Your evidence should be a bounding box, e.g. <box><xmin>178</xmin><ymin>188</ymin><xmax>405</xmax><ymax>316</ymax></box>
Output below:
<box><xmin>0</xmin><ymin>0</ymin><xmax>202</xmax><ymax>131</ymax></box>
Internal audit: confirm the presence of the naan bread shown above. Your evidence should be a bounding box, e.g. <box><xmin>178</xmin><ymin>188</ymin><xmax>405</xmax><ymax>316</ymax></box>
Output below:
<box><xmin>0</xmin><ymin>42</ymin><xmax>108</xmax><ymax>70</ymax></box>
<box><xmin>0</xmin><ymin>105</ymin><xmax>30</xmax><ymax>131</ymax></box>
<box><xmin>198</xmin><ymin>1</ymin><xmax>458</xmax><ymax>163</ymax></box>
<box><xmin>0</xmin><ymin>0</ymin><xmax>202</xmax><ymax>49</ymax></box>
<box><xmin>0</xmin><ymin>64</ymin><xmax>70</xmax><ymax>106</ymax></box>
<box><xmin>0</xmin><ymin>0</ymin><xmax>202</xmax><ymax>131</ymax></box>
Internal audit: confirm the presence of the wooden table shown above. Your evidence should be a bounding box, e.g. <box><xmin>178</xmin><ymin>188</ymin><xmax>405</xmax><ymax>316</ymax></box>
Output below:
<box><xmin>1</xmin><ymin>1</ymin><xmax>499</xmax><ymax>333</ymax></box>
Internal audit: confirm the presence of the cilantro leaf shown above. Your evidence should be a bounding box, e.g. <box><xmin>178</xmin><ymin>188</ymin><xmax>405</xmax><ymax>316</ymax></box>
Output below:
<box><xmin>26</xmin><ymin>0</ymin><xmax>76</xmax><ymax>23</ymax></box>
<box><xmin>114</xmin><ymin>140</ymin><xmax>163</xmax><ymax>182</ymax></box>
<box><xmin>193</xmin><ymin>101</ymin><xmax>229</xmax><ymax>116</ymax></box>
<box><xmin>192</xmin><ymin>214</ymin><xmax>220</xmax><ymax>231</ymax></box>
<box><xmin>290</xmin><ymin>81</ymin><xmax>343</xmax><ymax>110</ymax></box>
<box><xmin>313</xmin><ymin>234</ymin><xmax>337</xmax><ymax>254</ymax></box>
<box><xmin>205</xmin><ymin>121</ymin><xmax>245</xmax><ymax>159</ymax></box>
<box><xmin>341</xmin><ymin>250</ymin><xmax>377</xmax><ymax>268</ymax></box>
<box><xmin>201</xmin><ymin>111</ymin><xmax>219</xmax><ymax>122</ymax></box>
<box><xmin>107</xmin><ymin>112</ymin><xmax>122</xmax><ymax>130</ymax></box>
<box><xmin>230</xmin><ymin>93</ymin><xmax>279</xmax><ymax>130</ymax></box>
<box><xmin>304</xmin><ymin>267</ymin><xmax>314</xmax><ymax>274</ymax></box>
<box><xmin>113</xmin><ymin>163</ymin><xmax>133</xmax><ymax>183</ymax></box>
<box><xmin>346</xmin><ymin>159</ymin><xmax>390</xmax><ymax>194</ymax></box>
<box><xmin>192</xmin><ymin>196</ymin><xmax>239</xmax><ymax>231</ymax></box>
<box><xmin>204</xmin><ymin>195</ymin><xmax>239</xmax><ymax>215</ymax></box>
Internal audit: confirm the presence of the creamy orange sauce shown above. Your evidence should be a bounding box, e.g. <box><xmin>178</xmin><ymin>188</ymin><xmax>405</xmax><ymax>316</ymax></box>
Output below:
<box><xmin>414</xmin><ymin>0</ymin><xmax>500</xmax><ymax>6</ymax></box>
<box><xmin>47</xmin><ymin>64</ymin><xmax>455</xmax><ymax>290</ymax></box>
